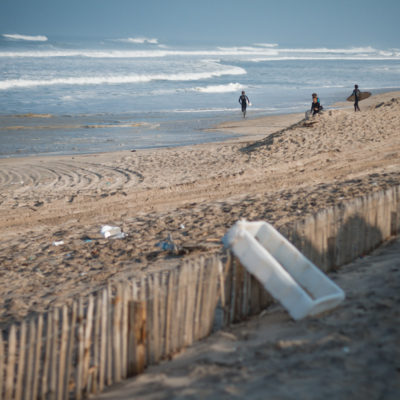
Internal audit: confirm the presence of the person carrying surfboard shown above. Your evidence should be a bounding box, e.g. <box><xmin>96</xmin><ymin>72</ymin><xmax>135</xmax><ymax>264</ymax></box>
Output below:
<box><xmin>239</xmin><ymin>91</ymin><xmax>250</xmax><ymax>118</ymax></box>
<box><xmin>346</xmin><ymin>87</ymin><xmax>370</xmax><ymax>108</ymax></box>
<box><xmin>351</xmin><ymin>84</ymin><xmax>361</xmax><ymax>112</ymax></box>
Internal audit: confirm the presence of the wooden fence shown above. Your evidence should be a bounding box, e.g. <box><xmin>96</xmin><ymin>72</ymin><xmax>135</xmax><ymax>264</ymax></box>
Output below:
<box><xmin>0</xmin><ymin>184</ymin><xmax>399</xmax><ymax>399</ymax></box>
<box><xmin>0</xmin><ymin>254</ymin><xmax>271</xmax><ymax>400</ymax></box>
<box><xmin>283</xmin><ymin>184</ymin><xmax>400</xmax><ymax>271</ymax></box>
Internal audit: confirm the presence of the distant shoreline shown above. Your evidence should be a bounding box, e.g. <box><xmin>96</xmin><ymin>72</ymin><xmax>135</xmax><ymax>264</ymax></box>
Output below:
<box><xmin>1</xmin><ymin>88</ymin><xmax>399</xmax><ymax>161</ymax></box>
<box><xmin>209</xmin><ymin>89</ymin><xmax>400</xmax><ymax>143</ymax></box>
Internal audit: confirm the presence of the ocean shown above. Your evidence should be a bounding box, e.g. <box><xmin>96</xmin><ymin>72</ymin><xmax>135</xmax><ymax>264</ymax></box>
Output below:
<box><xmin>1</xmin><ymin>34</ymin><xmax>400</xmax><ymax>158</ymax></box>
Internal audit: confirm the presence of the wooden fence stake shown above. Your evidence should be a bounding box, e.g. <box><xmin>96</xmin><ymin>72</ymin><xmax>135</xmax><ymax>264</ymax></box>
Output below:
<box><xmin>144</xmin><ymin>277</ymin><xmax>154</xmax><ymax>365</ymax></box>
<box><xmin>83</xmin><ymin>296</ymin><xmax>94</xmax><ymax>390</ymax></box>
<box><xmin>49</xmin><ymin>308</ymin><xmax>59</xmax><ymax>400</ymax></box>
<box><xmin>106</xmin><ymin>285</ymin><xmax>113</xmax><ymax>386</ymax></box>
<box><xmin>121</xmin><ymin>284</ymin><xmax>129</xmax><ymax>379</ymax></box>
<box><xmin>32</xmin><ymin>314</ymin><xmax>43</xmax><ymax>400</ymax></box>
<box><xmin>205</xmin><ymin>257</ymin><xmax>219</xmax><ymax>335</ymax></box>
<box><xmin>64</xmin><ymin>302</ymin><xmax>77</xmax><ymax>398</ymax></box>
<box><xmin>0</xmin><ymin>331</ymin><xmax>4</xmax><ymax>400</ymax></box>
<box><xmin>224</xmin><ymin>253</ymin><xmax>234</xmax><ymax>326</ymax></box>
<box><xmin>151</xmin><ymin>274</ymin><xmax>161</xmax><ymax>363</ymax></box>
<box><xmin>127</xmin><ymin>298</ymin><xmax>135</xmax><ymax>377</ymax></box>
<box><xmin>5</xmin><ymin>325</ymin><xmax>16</xmax><ymax>400</ymax></box>
<box><xmin>25</xmin><ymin>320</ymin><xmax>36</xmax><ymax>400</ymax></box>
<box><xmin>176</xmin><ymin>266</ymin><xmax>188</xmax><ymax>351</ymax></box>
<box><xmin>159</xmin><ymin>273</ymin><xmax>167</xmax><ymax>359</ymax></box>
<box><xmin>184</xmin><ymin>264</ymin><xmax>196</xmax><ymax>346</ymax></box>
<box><xmin>41</xmin><ymin>313</ymin><xmax>53</xmax><ymax>400</ymax></box>
<box><xmin>164</xmin><ymin>272</ymin><xmax>174</xmax><ymax>355</ymax></box>
<box><xmin>171</xmin><ymin>269</ymin><xmax>180</xmax><ymax>353</ymax></box>
<box><xmin>128</xmin><ymin>300</ymin><xmax>147</xmax><ymax>375</ymax></box>
<box><xmin>75</xmin><ymin>300</ymin><xmax>84</xmax><ymax>400</ymax></box>
<box><xmin>194</xmin><ymin>260</ymin><xmax>206</xmax><ymax>341</ymax></box>
<box><xmin>218</xmin><ymin>260</ymin><xmax>225</xmax><ymax>308</ymax></box>
<box><xmin>57</xmin><ymin>306</ymin><xmax>68</xmax><ymax>400</ymax></box>
<box><xmin>91</xmin><ymin>294</ymin><xmax>102</xmax><ymax>394</ymax></box>
<box><xmin>200</xmin><ymin>259</ymin><xmax>212</xmax><ymax>339</ymax></box>
<box><xmin>113</xmin><ymin>286</ymin><xmax>122</xmax><ymax>383</ymax></box>
<box><xmin>15</xmin><ymin>321</ymin><xmax>26</xmax><ymax>400</ymax></box>
<box><xmin>99</xmin><ymin>289</ymin><xmax>107</xmax><ymax>392</ymax></box>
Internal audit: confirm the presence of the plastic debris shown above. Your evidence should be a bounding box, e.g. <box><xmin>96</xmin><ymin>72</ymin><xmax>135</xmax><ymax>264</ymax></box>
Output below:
<box><xmin>100</xmin><ymin>225</ymin><xmax>126</xmax><ymax>239</ymax></box>
<box><xmin>81</xmin><ymin>235</ymin><xmax>93</xmax><ymax>243</ymax></box>
<box><xmin>223</xmin><ymin>219</ymin><xmax>345</xmax><ymax>320</ymax></box>
<box><xmin>52</xmin><ymin>240</ymin><xmax>64</xmax><ymax>246</ymax></box>
<box><xmin>156</xmin><ymin>233</ymin><xmax>179</xmax><ymax>253</ymax></box>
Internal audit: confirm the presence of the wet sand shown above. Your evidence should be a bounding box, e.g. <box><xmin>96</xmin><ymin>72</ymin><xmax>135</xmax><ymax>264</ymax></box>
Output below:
<box><xmin>0</xmin><ymin>91</ymin><xmax>399</xmax><ymax>328</ymax></box>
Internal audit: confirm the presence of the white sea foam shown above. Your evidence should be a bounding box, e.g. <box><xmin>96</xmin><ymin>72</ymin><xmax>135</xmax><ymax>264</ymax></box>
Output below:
<box><xmin>217</xmin><ymin>46</ymin><xmax>280</xmax><ymax>56</ymax></box>
<box><xmin>113</xmin><ymin>37</ymin><xmax>159</xmax><ymax>44</ymax></box>
<box><xmin>171</xmin><ymin>106</ymin><xmax>278</xmax><ymax>113</ymax></box>
<box><xmin>254</xmin><ymin>43</ymin><xmax>279</xmax><ymax>48</ymax></box>
<box><xmin>171</xmin><ymin>107</ymin><xmax>238</xmax><ymax>113</ymax></box>
<box><xmin>2</xmin><ymin>33</ymin><xmax>48</xmax><ymax>42</ymax></box>
<box><xmin>278</xmin><ymin>46</ymin><xmax>377</xmax><ymax>54</ymax></box>
<box><xmin>0</xmin><ymin>49</ymin><xmax>170</xmax><ymax>58</ymax></box>
<box><xmin>193</xmin><ymin>82</ymin><xmax>245</xmax><ymax>93</ymax></box>
<box><xmin>0</xmin><ymin>48</ymin><xmax>273</xmax><ymax>58</ymax></box>
<box><xmin>0</xmin><ymin>68</ymin><xmax>247</xmax><ymax>90</ymax></box>
<box><xmin>247</xmin><ymin>55</ymin><xmax>400</xmax><ymax>62</ymax></box>
<box><xmin>1</xmin><ymin>44</ymin><xmax>399</xmax><ymax>60</ymax></box>
<box><xmin>378</xmin><ymin>50</ymin><xmax>394</xmax><ymax>57</ymax></box>
<box><xmin>320</xmin><ymin>84</ymin><xmax>346</xmax><ymax>88</ymax></box>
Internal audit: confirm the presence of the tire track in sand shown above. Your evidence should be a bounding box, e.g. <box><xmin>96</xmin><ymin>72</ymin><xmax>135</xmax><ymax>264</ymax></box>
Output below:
<box><xmin>0</xmin><ymin>160</ymin><xmax>145</xmax><ymax>206</ymax></box>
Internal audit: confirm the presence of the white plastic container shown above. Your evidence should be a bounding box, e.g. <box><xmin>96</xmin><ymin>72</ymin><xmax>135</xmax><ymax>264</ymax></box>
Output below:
<box><xmin>222</xmin><ymin>220</ymin><xmax>345</xmax><ymax>320</ymax></box>
<box><xmin>100</xmin><ymin>225</ymin><xmax>126</xmax><ymax>239</ymax></box>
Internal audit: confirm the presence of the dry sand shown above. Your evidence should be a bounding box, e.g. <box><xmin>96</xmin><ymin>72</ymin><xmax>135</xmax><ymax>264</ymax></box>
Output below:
<box><xmin>95</xmin><ymin>237</ymin><xmax>400</xmax><ymax>400</ymax></box>
<box><xmin>0</xmin><ymin>91</ymin><xmax>399</xmax><ymax>329</ymax></box>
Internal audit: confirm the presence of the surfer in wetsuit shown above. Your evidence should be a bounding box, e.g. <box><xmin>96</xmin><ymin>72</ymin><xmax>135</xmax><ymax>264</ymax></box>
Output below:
<box><xmin>239</xmin><ymin>91</ymin><xmax>250</xmax><ymax>118</ymax></box>
<box><xmin>311</xmin><ymin>93</ymin><xmax>322</xmax><ymax>115</ymax></box>
<box><xmin>305</xmin><ymin>93</ymin><xmax>323</xmax><ymax>119</ymax></box>
<box><xmin>351</xmin><ymin>84</ymin><xmax>361</xmax><ymax>112</ymax></box>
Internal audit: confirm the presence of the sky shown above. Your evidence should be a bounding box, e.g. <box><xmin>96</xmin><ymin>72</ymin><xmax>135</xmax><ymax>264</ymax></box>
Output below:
<box><xmin>1</xmin><ymin>0</ymin><xmax>399</xmax><ymax>48</ymax></box>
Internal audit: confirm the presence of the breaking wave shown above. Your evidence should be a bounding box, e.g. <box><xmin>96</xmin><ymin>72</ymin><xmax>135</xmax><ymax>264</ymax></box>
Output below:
<box><xmin>193</xmin><ymin>82</ymin><xmax>245</xmax><ymax>93</ymax></box>
<box><xmin>0</xmin><ymin>44</ymin><xmax>399</xmax><ymax>60</ymax></box>
<box><xmin>0</xmin><ymin>68</ymin><xmax>247</xmax><ymax>90</ymax></box>
<box><xmin>2</xmin><ymin>33</ymin><xmax>48</xmax><ymax>42</ymax></box>
<box><xmin>0</xmin><ymin>49</ymin><xmax>170</xmax><ymax>58</ymax></box>
<box><xmin>171</xmin><ymin>107</ymin><xmax>238</xmax><ymax>113</ymax></box>
<box><xmin>113</xmin><ymin>37</ymin><xmax>159</xmax><ymax>44</ymax></box>
<box><xmin>279</xmin><ymin>46</ymin><xmax>377</xmax><ymax>54</ymax></box>
<box><xmin>253</xmin><ymin>43</ymin><xmax>279</xmax><ymax>48</ymax></box>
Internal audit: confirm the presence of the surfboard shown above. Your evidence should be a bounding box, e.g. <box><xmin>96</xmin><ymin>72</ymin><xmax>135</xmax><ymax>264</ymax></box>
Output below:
<box><xmin>346</xmin><ymin>91</ymin><xmax>371</xmax><ymax>102</ymax></box>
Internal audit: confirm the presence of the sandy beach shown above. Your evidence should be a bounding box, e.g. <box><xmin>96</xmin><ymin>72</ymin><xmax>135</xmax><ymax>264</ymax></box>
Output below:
<box><xmin>0</xmin><ymin>90</ymin><xmax>399</xmax><ymax>330</ymax></box>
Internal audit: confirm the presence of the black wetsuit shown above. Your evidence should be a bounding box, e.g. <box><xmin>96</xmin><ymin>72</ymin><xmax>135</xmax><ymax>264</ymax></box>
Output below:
<box><xmin>239</xmin><ymin>94</ymin><xmax>249</xmax><ymax>111</ymax></box>
<box><xmin>311</xmin><ymin>99</ymin><xmax>322</xmax><ymax>115</ymax></box>
<box><xmin>352</xmin><ymin>89</ymin><xmax>361</xmax><ymax>111</ymax></box>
